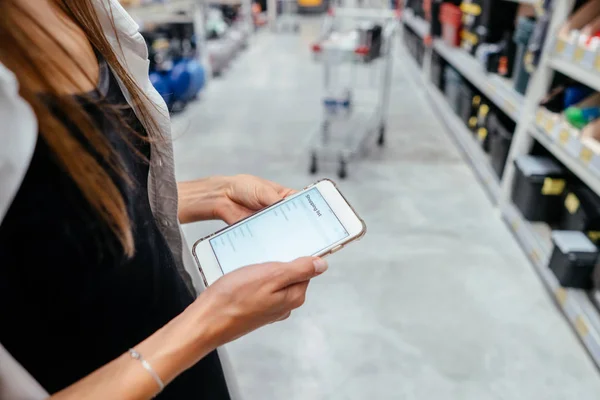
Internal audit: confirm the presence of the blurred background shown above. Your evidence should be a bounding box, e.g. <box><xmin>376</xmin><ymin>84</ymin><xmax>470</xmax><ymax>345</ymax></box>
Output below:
<box><xmin>120</xmin><ymin>0</ymin><xmax>600</xmax><ymax>398</ymax></box>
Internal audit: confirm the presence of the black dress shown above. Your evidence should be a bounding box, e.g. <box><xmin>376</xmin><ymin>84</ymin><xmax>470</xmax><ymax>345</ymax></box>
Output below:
<box><xmin>0</xmin><ymin>59</ymin><xmax>231</xmax><ymax>399</ymax></box>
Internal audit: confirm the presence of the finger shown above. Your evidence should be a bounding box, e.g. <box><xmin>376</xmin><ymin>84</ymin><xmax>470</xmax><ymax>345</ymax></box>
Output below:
<box><xmin>265</xmin><ymin>180</ymin><xmax>296</xmax><ymax>199</ymax></box>
<box><xmin>284</xmin><ymin>281</ymin><xmax>309</xmax><ymax>310</ymax></box>
<box><xmin>256</xmin><ymin>184</ymin><xmax>284</xmax><ymax>208</ymax></box>
<box><xmin>272</xmin><ymin>311</ymin><xmax>292</xmax><ymax>323</ymax></box>
<box><xmin>272</xmin><ymin>257</ymin><xmax>328</xmax><ymax>289</ymax></box>
<box><xmin>221</xmin><ymin>203</ymin><xmax>254</xmax><ymax>225</ymax></box>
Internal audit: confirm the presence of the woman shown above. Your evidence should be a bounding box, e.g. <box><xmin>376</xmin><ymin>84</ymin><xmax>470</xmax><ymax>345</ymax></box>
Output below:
<box><xmin>0</xmin><ymin>0</ymin><xmax>327</xmax><ymax>398</ymax></box>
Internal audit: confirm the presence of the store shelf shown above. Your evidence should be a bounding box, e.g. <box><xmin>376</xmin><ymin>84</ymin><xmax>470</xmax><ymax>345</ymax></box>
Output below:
<box><xmin>501</xmin><ymin>202</ymin><xmax>600</xmax><ymax>369</ymax></box>
<box><xmin>549</xmin><ymin>56</ymin><xmax>600</xmax><ymax>93</ymax></box>
<box><xmin>530</xmin><ymin>117</ymin><xmax>600</xmax><ymax>197</ymax></box>
<box><xmin>424</xmin><ymin>82</ymin><xmax>501</xmax><ymax>202</ymax></box>
<box><xmin>433</xmin><ymin>39</ymin><xmax>524</xmax><ymax>122</ymax></box>
<box><xmin>402</xmin><ymin>9</ymin><xmax>429</xmax><ymax>39</ymax></box>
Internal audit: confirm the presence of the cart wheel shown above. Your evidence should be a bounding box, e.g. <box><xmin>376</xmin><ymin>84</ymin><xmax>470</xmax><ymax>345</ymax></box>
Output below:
<box><xmin>338</xmin><ymin>158</ymin><xmax>348</xmax><ymax>179</ymax></box>
<box><xmin>310</xmin><ymin>153</ymin><xmax>318</xmax><ymax>175</ymax></box>
<box><xmin>377</xmin><ymin>125</ymin><xmax>386</xmax><ymax>146</ymax></box>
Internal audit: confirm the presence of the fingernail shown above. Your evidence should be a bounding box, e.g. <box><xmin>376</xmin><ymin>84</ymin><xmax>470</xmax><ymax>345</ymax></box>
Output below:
<box><xmin>313</xmin><ymin>258</ymin><xmax>328</xmax><ymax>274</ymax></box>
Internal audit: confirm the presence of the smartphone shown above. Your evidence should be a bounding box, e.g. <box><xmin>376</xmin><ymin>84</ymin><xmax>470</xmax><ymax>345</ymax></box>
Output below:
<box><xmin>192</xmin><ymin>179</ymin><xmax>366</xmax><ymax>286</ymax></box>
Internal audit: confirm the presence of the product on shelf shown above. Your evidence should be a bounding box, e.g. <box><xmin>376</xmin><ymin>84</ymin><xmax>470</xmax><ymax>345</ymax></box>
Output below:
<box><xmin>444</xmin><ymin>66</ymin><xmax>463</xmax><ymax>114</ymax></box>
<box><xmin>474</xmin><ymin>102</ymin><xmax>491</xmax><ymax>151</ymax></box>
<box><xmin>458</xmin><ymin>83</ymin><xmax>475</xmax><ymax>127</ymax></box>
<box><xmin>459</xmin><ymin>0</ymin><xmax>518</xmax><ymax>55</ymax></box>
<box><xmin>556</xmin><ymin>0</ymin><xmax>600</xmax><ymax>69</ymax></box>
<box><xmin>439</xmin><ymin>3</ymin><xmax>462</xmax><ymax>47</ymax></box>
<box><xmin>488</xmin><ymin>111</ymin><xmax>515</xmax><ymax>179</ymax></box>
<box><xmin>512</xmin><ymin>155</ymin><xmax>566</xmax><ymax>223</ymax></box>
<box><xmin>549</xmin><ymin>231</ymin><xmax>598</xmax><ymax>289</ymax></box>
<box><xmin>559</xmin><ymin>184</ymin><xmax>600</xmax><ymax>245</ymax></box>
<box><xmin>430</xmin><ymin>50</ymin><xmax>445</xmax><ymax>90</ymax></box>
<box><xmin>513</xmin><ymin>16</ymin><xmax>536</xmax><ymax>95</ymax></box>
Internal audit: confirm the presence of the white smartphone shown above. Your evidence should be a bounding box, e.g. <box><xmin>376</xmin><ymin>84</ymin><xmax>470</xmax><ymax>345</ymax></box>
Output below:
<box><xmin>192</xmin><ymin>179</ymin><xmax>366</xmax><ymax>286</ymax></box>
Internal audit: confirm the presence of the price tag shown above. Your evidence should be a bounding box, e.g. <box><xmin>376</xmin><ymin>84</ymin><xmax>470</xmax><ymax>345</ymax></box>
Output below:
<box><xmin>559</xmin><ymin>130</ymin><xmax>570</xmax><ymax>146</ymax></box>
<box><xmin>536</xmin><ymin>110</ymin><xmax>544</xmax><ymax>126</ymax></box>
<box><xmin>574</xmin><ymin>47</ymin><xmax>585</xmax><ymax>62</ymax></box>
<box><xmin>575</xmin><ymin>315</ymin><xmax>589</xmax><ymax>337</ymax></box>
<box><xmin>545</xmin><ymin>119</ymin><xmax>554</xmax><ymax>133</ymax></box>
<box><xmin>511</xmin><ymin>220</ymin><xmax>519</xmax><ymax>232</ymax></box>
<box><xmin>555</xmin><ymin>288</ymin><xmax>568</xmax><ymax>307</ymax></box>
<box><xmin>580</xmin><ymin>147</ymin><xmax>593</xmax><ymax>165</ymax></box>
<box><xmin>530</xmin><ymin>249</ymin><xmax>539</xmax><ymax>263</ymax></box>
<box><xmin>556</xmin><ymin>39</ymin><xmax>566</xmax><ymax>54</ymax></box>
<box><xmin>505</xmin><ymin>101</ymin><xmax>517</xmax><ymax>117</ymax></box>
<box><xmin>596</xmin><ymin>54</ymin><xmax>600</xmax><ymax>72</ymax></box>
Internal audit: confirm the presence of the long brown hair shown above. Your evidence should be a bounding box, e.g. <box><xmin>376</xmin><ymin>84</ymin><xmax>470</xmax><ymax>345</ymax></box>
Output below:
<box><xmin>0</xmin><ymin>0</ymin><xmax>162</xmax><ymax>256</ymax></box>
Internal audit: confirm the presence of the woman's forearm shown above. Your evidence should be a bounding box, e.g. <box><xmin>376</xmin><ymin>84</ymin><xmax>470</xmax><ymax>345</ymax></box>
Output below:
<box><xmin>51</xmin><ymin>309</ymin><xmax>216</xmax><ymax>400</ymax></box>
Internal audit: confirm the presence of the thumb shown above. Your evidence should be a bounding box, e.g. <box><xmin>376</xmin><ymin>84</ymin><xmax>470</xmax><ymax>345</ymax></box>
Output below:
<box><xmin>273</xmin><ymin>257</ymin><xmax>328</xmax><ymax>289</ymax></box>
<box><xmin>257</xmin><ymin>185</ymin><xmax>284</xmax><ymax>208</ymax></box>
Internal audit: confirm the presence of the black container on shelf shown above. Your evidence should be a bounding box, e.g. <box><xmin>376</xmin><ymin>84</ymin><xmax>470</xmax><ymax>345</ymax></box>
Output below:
<box><xmin>431</xmin><ymin>0</ymin><xmax>443</xmax><ymax>38</ymax></box>
<box><xmin>488</xmin><ymin>112</ymin><xmax>515</xmax><ymax>179</ymax></box>
<box><xmin>475</xmin><ymin>102</ymin><xmax>492</xmax><ymax>151</ymax></box>
<box><xmin>512</xmin><ymin>155</ymin><xmax>566</xmax><ymax>223</ymax></box>
<box><xmin>460</xmin><ymin>0</ymin><xmax>519</xmax><ymax>48</ymax></box>
<box><xmin>513</xmin><ymin>16</ymin><xmax>536</xmax><ymax>95</ymax></box>
<box><xmin>458</xmin><ymin>83</ymin><xmax>474</xmax><ymax>125</ymax></box>
<box><xmin>444</xmin><ymin>66</ymin><xmax>463</xmax><ymax>115</ymax></box>
<box><xmin>430</xmin><ymin>51</ymin><xmax>445</xmax><ymax>90</ymax></box>
<box><xmin>559</xmin><ymin>184</ymin><xmax>600</xmax><ymax>245</ymax></box>
<box><xmin>549</xmin><ymin>231</ymin><xmax>598</xmax><ymax>289</ymax></box>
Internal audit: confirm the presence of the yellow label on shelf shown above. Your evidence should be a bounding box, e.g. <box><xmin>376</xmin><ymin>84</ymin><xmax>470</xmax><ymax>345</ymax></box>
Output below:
<box><xmin>541</xmin><ymin>178</ymin><xmax>565</xmax><ymax>195</ymax></box>
<box><xmin>535</xmin><ymin>0</ymin><xmax>545</xmax><ymax>16</ymax></box>
<box><xmin>511</xmin><ymin>220</ymin><xmax>519</xmax><ymax>232</ymax></box>
<box><xmin>574</xmin><ymin>46</ymin><xmax>585</xmax><ymax>62</ymax></box>
<box><xmin>580</xmin><ymin>147</ymin><xmax>593</xmax><ymax>165</ymax></box>
<box><xmin>530</xmin><ymin>249</ymin><xmax>539</xmax><ymax>263</ymax></box>
<box><xmin>596</xmin><ymin>54</ymin><xmax>600</xmax><ymax>72</ymax></box>
<box><xmin>461</xmin><ymin>30</ymin><xmax>479</xmax><ymax>46</ymax></box>
<box><xmin>479</xmin><ymin>104</ymin><xmax>490</xmax><ymax>118</ymax></box>
<box><xmin>472</xmin><ymin>96</ymin><xmax>481</xmax><ymax>107</ymax></box>
<box><xmin>559</xmin><ymin>130</ymin><xmax>570</xmax><ymax>146</ymax></box>
<box><xmin>536</xmin><ymin>110</ymin><xmax>544</xmax><ymax>126</ymax></box>
<box><xmin>545</xmin><ymin>119</ymin><xmax>554</xmax><ymax>133</ymax></box>
<box><xmin>468</xmin><ymin>116</ymin><xmax>477</xmax><ymax>129</ymax></box>
<box><xmin>505</xmin><ymin>101</ymin><xmax>516</xmax><ymax>116</ymax></box>
<box><xmin>555</xmin><ymin>288</ymin><xmax>568</xmax><ymax>307</ymax></box>
<box><xmin>588</xmin><ymin>231</ymin><xmax>600</xmax><ymax>242</ymax></box>
<box><xmin>556</xmin><ymin>39</ymin><xmax>566</xmax><ymax>54</ymax></box>
<box><xmin>460</xmin><ymin>3</ymin><xmax>482</xmax><ymax>16</ymax></box>
<box><xmin>575</xmin><ymin>316</ymin><xmax>589</xmax><ymax>337</ymax></box>
<box><xmin>477</xmin><ymin>128</ymin><xmax>488</xmax><ymax>141</ymax></box>
<box><xmin>565</xmin><ymin>193</ymin><xmax>580</xmax><ymax>214</ymax></box>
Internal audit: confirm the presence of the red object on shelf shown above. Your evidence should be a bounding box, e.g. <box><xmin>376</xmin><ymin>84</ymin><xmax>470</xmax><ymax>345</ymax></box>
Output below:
<box><xmin>311</xmin><ymin>43</ymin><xmax>322</xmax><ymax>53</ymax></box>
<box><xmin>439</xmin><ymin>3</ymin><xmax>462</xmax><ymax>47</ymax></box>
<box><xmin>354</xmin><ymin>46</ymin><xmax>370</xmax><ymax>56</ymax></box>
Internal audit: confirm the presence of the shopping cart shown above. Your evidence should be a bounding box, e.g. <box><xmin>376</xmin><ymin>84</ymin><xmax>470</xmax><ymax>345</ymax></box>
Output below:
<box><xmin>308</xmin><ymin>5</ymin><xmax>398</xmax><ymax>178</ymax></box>
<box><xmin>275</xmin><ymin>0</ymin><xmax>300</xmax><ymax>32</ymax></box>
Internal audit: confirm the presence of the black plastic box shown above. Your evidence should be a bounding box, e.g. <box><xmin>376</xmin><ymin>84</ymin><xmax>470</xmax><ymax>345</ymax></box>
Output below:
<box><xmin>489</xmin><ymin>112</ymin><xmax>515</xmax><ymax>179</ymax></box>
<box><xmin>549</xmin><ymin>231</ymin><xmax>598</xmax><ymax>289</ymax></box>
<box><xmin>430</xmin><ymin>52</ymin><xmax>445</xmax><ymax>90</ymax></box>
<box><xmin>559</xmin><ymin>184</ymin><xmax>600</xmax><ymax>245</ymax></box>
<box><xmin>512</xmin><ymin>155</ymin><xmax>566</xmax><ymax>223</ymax></box>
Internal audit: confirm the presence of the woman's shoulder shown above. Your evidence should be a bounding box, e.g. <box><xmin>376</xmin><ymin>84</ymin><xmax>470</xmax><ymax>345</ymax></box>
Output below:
<box><xmin>0</xmin><ymin>62</ymin><xmax>38</xmax><ymax>225</ymax></box>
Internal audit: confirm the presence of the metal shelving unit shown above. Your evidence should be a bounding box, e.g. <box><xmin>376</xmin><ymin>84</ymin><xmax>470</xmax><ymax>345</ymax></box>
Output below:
<box><xmin>402</xmin><ymin>9</ymin><xmax>429</xmax><ymax>39</ymax></box>
<box><xmin>549</xmin><ymin>56</ymin><xmax>600</xmax><ymax>93</ymax></box>
<box><xmin>402</xmin><ymin>0</ymin><xmax>600</xmax><ymax>369</ymax></box>
<box><xmin>433</xmin><ymin>39</ymin><xmax>524</xmax><ymax>122</ymax></box>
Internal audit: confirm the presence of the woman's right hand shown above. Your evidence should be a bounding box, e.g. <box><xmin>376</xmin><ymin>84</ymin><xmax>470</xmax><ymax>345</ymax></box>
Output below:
<box><xmin>189</xmin><ymin>256</ymin><xmax>328</xmax><ymax>347</ymax></box>
<box><xmin>51</xmin><ymin>258</ymin><xmax>327</xmax><ymax>400</ymax></box>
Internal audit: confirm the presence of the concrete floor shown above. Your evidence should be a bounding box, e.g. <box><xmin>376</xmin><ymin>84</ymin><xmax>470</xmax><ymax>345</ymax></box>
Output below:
<box><xmin>173</xmin><ymin>18</ymin><xmax>600</xmax><ymax>400</ymax></box>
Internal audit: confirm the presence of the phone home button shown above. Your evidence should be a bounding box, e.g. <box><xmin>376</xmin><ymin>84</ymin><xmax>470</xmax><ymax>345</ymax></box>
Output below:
<box><xmin>330</xmin><ymin>245</ymin><xmax>343</xmax><ymax>254</ymax></box>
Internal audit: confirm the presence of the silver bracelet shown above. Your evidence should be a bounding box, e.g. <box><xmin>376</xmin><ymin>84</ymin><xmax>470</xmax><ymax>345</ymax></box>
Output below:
<box><xmin>128</xmin><ymin>348</ymin><xmax>165</xmax><ymax>393</ymax></box>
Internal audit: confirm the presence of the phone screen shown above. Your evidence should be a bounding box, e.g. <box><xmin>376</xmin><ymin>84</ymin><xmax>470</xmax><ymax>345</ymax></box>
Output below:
<box><xmin>210</xmin><ymin>187</ymin><xmax>349</xmax><ymax>274</ymax></box>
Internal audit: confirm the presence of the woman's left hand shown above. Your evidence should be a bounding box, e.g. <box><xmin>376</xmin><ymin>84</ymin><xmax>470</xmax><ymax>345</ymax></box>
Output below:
<box><xmin>178</xmin><ymin>175</ymin><xmax>296</xmax><ymax>225</ymax></box>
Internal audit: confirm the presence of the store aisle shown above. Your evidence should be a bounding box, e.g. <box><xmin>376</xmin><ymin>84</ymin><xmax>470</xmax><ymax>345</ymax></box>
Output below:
<box><xmin>172</xmin><ymin>19</ymin><xmax>600</xmax><ymax>400</ymax></box>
